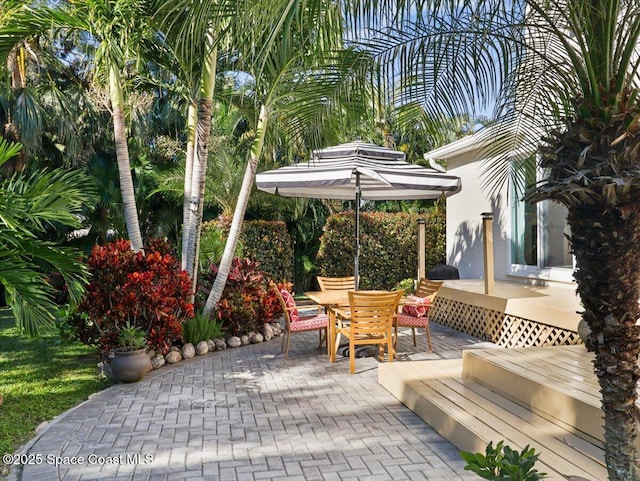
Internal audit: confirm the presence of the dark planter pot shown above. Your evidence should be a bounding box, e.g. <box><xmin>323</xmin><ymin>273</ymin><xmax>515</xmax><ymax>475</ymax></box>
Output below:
<box><xmin>110</xmin><ymin>348</ymin><xmax>152</xmax><ymax>383</ymax></box>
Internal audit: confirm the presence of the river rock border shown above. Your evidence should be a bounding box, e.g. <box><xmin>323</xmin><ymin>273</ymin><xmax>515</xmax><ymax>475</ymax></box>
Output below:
<box><xmin>99</xmin><ymin>321</ymin><xmax>285</xmax><ymax>380</ymax></box>
<box><xmin>152</xmin><ymin>320</ymin><xmax>284</xmax><ymax>368</ymax></box>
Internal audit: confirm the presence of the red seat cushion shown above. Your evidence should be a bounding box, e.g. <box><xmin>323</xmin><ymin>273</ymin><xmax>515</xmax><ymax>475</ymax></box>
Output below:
<box><xmin>280</xmin><ymin>289</ymin><xmax>299</xmax><ymax>322</ymax></box>
<box><xmin>401</xmin><ymin>295</ymin><xmax>431</xmax><ymax>318</ymax></box>
<box><xmin>396</xmin><ymin>313</ymin><xmax>430</xmax><ymax>327</ymax></box>
<box><xmin>289</xmin><ymin>313</ymin><xmax>328</xmax><ymax>332</ymax></box>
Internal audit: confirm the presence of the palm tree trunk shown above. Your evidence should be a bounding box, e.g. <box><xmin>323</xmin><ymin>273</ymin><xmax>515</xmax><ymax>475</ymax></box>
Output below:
<box><xmin>181</xmin><ymin>102</ymin><xmax>197</xmax><ymax>271</ymax></box>
<box><xmin>568</xmin><ymin>201</ymin><xmax>640</xmax><ymax>481</ymax></box>
<box><xmin>184</xmin><ymin>40</ymin><xmax>217</xmax><ymax>291</ymax></box>
<box><xmin>202</xmin><ymin>104</ymin><xmax>269</xmax><ymax>318</ymax></box>
<box><xmin>109</xmin><ymin>64</ymin><xmax>143</xmax><ymax>252</ymax></box>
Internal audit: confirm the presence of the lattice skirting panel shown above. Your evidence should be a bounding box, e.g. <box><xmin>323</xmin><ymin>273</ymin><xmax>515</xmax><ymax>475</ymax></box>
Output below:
<box><xmin>430</xmin><ymin>297</ymin><xmax>581</xmax><ymax>347</ymax></box>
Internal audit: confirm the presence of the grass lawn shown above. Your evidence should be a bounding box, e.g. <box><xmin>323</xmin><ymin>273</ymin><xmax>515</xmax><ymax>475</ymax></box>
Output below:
<box><xmin>0</xmin><ymin>308</ymin><xmax>111</xmax><ymax>461</ymax></box>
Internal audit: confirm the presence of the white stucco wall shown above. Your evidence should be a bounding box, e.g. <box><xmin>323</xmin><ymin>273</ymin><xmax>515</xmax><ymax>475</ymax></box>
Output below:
<box><xmin>426</xmin><ymin>134</ymin><xmax>511</xmax><ymax>280</ymax></box>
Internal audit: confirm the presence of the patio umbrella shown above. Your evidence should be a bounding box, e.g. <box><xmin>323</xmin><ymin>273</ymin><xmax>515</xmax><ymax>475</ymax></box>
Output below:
<box><xmin>255</xmin><ymin>141</ymin><xmax>462</xmax><ymax>289</ymax></box>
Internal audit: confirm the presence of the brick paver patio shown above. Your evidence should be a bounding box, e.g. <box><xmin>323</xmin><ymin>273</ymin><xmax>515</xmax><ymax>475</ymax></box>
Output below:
<box><xmin>7</xmin><ymin>322</ymin><xmax>491</xmax><ymax>481</ymax></box>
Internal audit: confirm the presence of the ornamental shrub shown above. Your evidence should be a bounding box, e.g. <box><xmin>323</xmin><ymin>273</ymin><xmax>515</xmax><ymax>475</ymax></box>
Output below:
<box><xmin>198</xmin><ymin>258</ymin><xmax>284</xmax><ymax>336</ymax></box>
<box><xmin>76</xmin><ymin>239</ymin><xmax>193</xmax><ymax>354</ymax></box>
<box><xmin>460</xmin><ymin>441</ymin><xmax>547</xmax><ymax>480</ymax></box>
<box><xmin>182</xmin><ymin>313</ymin><xmax>224</xmax><ymax>345</ymax></box>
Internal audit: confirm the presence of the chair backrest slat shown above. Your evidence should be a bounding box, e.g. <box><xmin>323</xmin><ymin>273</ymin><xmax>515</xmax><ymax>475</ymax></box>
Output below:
<box><xmin>317</xmin><ymin>276</ymin><xmax>356</xmax><ymax>291</ymax></box>
<box><xmin>348</xmin><ymin>291</ymin><xmax>403</xmax><ymax>337</ymax></box>
<box><xmin>415</xmin><ymin>279</ymin><xmax>443</xmax><ymax>301</ymax></box>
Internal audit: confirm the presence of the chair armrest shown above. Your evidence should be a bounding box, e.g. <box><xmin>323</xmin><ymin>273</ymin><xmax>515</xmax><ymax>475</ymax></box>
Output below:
<box><xmin>331</xmin><ymin>307</ymin><xmax>351</xmax><ymax>328</ymax></box>
<box><xmin>332</xmin><ymin>307</ymin><xmax>349</xmax><ymax>319</ymax></box>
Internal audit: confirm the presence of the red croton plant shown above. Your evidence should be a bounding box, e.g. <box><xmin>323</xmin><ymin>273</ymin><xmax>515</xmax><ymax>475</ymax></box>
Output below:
<box><xmin>78</xmin><ymin>239</ymin><xmax>193</xmax><ymax>354</ymax></box>
<box><xmin>199</xmin><ymin>258</ymin><xmax>286</xmax><ymax>336</ymax></box>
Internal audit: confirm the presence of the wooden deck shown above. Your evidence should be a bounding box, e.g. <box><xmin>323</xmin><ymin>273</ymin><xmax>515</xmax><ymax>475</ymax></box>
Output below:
<box><xmin>430</xmin><ymin>280</ymin><xmax>583</xmax><ymax>347</ymax></box>
<box><xmin>379</xmin><ymin>345</ymin><xmax>609</xmax><ymax>481</ymax></box>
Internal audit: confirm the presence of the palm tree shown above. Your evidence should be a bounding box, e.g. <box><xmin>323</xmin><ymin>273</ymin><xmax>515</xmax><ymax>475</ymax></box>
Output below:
<box><xmin>0</xmin><ymin>1</ymin><xmax>150</xmax><ymax>251</ymax></box>
<box><xmin>353</xmin><ymin>1</ymin><xmax>640</xmax><ymax>479</ymax></box>
<box><xmin>0</xmin><ymin>9</ymin><xmax>103</xmax><ymax>172</ymax></box>
<box><xmin>201</xmin><ymin>0</ymin><xmax>373</xmax><ymax>316</ymax></box>
<box><xmin>151</xmin><ymin>0</ymin><xmax>241</xmax><ymax>287</ymax></box>
<box><xmin>0</xmin><ymin>139</ymin><xmax>91</xmax><ymax>336</ymax></box>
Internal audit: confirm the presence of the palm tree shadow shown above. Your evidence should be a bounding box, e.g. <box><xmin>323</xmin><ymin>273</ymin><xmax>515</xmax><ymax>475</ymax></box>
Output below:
<box><xmin>448</xmin><ymin>196</ymin><xmax>508</xmax><ymax>279</ymax></box>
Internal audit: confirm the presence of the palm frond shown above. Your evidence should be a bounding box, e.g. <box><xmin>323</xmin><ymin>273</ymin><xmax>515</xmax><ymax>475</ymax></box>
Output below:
<box><xmin>0</xmin><ymin>139</ymin><xmax>22</xmax><ymax>169</ymax></box>
<box><xmin>0</xmin><ymin>249</ymin><xmax>57</xmax><ymax>336</ymax></box>
<box><xmin>19</xmin><ymin>238</ymin><xmax>88</xmax><ymax>306</ymax></box>
<box><xmin>3</xmin><ymin>168</ymin><xmax>94</xmax><ymax>233</ymax></box>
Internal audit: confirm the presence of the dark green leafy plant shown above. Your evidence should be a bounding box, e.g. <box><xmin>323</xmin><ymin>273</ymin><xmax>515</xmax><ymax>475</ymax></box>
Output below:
<box><xmin>460</xmin><ymin>441</ymin><xmax>547</xmax><ymax>481</ymax></box>
<box><xmin>241</xmin><ymin>220</ymin><xmax>293</xmax><ymax>283</ymax></box>
<box><xmin>116</xmin><ymin>323</ymin><xmax>147</xmax><ymax>351</ymax></box>
<box><xmin>0</xmin><ymin>140</ymin><xmax>92</xmax><ymax>336</ymax></box>
<box><xmin>199</xmin><ymin>221</ymin><xmax>243</xmax><ymax>272</ymax></box>
<box><xmin>182</xmin><ymin>314</ymin><xmax>224</xmax><ymax>345</ymax></box>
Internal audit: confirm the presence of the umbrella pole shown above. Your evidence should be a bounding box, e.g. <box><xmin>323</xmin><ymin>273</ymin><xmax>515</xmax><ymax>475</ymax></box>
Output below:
<box><xmin>355</xmin><ymin>172</ymin><xmax>360</xmax><ymax>291</ymax></box>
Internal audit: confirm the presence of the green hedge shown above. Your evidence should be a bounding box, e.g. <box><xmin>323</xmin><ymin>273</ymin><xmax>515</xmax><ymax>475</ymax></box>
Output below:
<box><xmin>241</xmin><ymin>220</ymin><xmax>293</xmax><ymax>283</ymax></box>
<box><xmin>200</xmin><ymin>220</ymin><xmax>293</xmax><ymax>283</ymax></box>
<box><xmin>316</xmin><ymin>209</ymin><xmax>445</xmax><ymax>290</ymax></box>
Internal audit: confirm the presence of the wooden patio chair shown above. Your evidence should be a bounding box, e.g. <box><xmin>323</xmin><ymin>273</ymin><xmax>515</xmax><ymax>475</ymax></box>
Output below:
<box><xmin>317</xmin><ymin>276</ymin><xmax>356</xmax><ymax>291</ymax></box>
<box><xmin>316</xmin><ymin>276</ymin><xmax>355</xmax><ymax>323</ymax></box>
<box><xmin>332</xmin><ymin>290</ymin><xmax>403</xmax><ymax>374</ymax></box>
<box><xmin>275</xmin><ymin>287</ymin><xmax>328</xmax><ymax>360</ymax></box>
<box><xmin>393</xmin><ymin>278</ymin><xmax>443</xmax><ymax>352</ymax></box>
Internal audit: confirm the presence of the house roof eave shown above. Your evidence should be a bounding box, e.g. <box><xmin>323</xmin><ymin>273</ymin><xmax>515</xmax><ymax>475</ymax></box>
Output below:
<box><xmin>423</xmin><ymin>128</ymin><xmax>494</xmax><ymax>161</ymax></box>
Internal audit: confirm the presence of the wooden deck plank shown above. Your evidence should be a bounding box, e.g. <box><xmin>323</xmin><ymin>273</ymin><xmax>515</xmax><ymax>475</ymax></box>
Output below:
<box><xmin>399</xmin><ymin>362</ymin><xmax>606</xmax><ymax>480</ymax></box>
<box><xmin>465</xmin><ymin>348</ymin><xmax>600</xmax><ymax>408</ymax></box>
<box><xmin>462</xmin><ymin>348</ymin><xmax>606</xmax><ymax>446</ymax></box>
<box><xmin>470</xmin><ymin>347</ymin><xmax>597</xmax><ymax>386</ymax></box>
<box><xmin>442</xmin><ymin>370</ymin><xmax>605</xmax><ymax>463</ymax></box>
<box><xmin>380</xmin><ymin>362</ymin><xmax>565</xmax><ymax>480</ymax></box>
<box><xmin>484</xmin><ymin>347</ymin><xmax>598</xmax><ymax>390</ymax></box>
<box><xmin>380</xmin><ymin>360</ymin><xmax>606</xmax><ymax>481</ymax></box>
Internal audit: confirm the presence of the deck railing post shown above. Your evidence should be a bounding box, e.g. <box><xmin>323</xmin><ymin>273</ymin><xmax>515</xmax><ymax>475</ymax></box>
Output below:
<box><xmin>482</xmin><ymin>212</ymin><xmax>495</xmax><ymax>295</ymax></box>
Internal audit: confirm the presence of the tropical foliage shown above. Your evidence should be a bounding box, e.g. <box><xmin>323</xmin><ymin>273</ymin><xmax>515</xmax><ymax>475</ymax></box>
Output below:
<box><xmin>201</xmin><ymin>0</ymin><xmax>374</xmax><ymax>316</ymax></box>
<box><xmin>460</xmin><ymin>441</ymin><xmax>547</xmax><ymax>481</ymax></box>
<box><xmin>0</xmin><ymin>140</ymin><xmax>91</xmax><ymax>336</ymax></box>
<box><xmin>199</xmin><ymin>258</ymin><xmax>282</xmax><ymax>336</ymax></box>
<box><xmin>5</xmin><ymin>2</ymin><xmax>638</xmax><ymax>477</ymax></box>
<box><xmin>75</xmin><ymin>240</ymin><xmax>193</xmax><ymax>354</ymax></box>
<box><xmin>181</xmin><ymin>313</ymin><xmax>224</xmax><ymax>345</ymax></box>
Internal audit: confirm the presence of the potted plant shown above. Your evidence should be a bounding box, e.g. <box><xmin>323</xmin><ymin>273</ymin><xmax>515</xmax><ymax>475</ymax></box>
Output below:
<box><xmin>109</xmin><ymin>324</ymin><xmax>152</xmax><ymax>383</ymax></box>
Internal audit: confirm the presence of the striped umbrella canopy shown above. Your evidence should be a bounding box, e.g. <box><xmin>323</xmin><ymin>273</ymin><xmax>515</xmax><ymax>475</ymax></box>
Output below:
<box><xmin>255</xmin><ymin>141</ymin><xmax>462</xmax><ymax>288</ymax></box>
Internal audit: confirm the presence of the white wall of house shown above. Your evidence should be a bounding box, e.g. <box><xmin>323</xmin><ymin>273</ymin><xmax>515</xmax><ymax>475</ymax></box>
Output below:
<box><xmin>426</xmin><ymin>131</ymin><xmax>574</xmax><ymax>286</ymax></box>
<box><xmin>428</xmin><ymin>135</ymin><xmax>509</xmax><ymax>280</ymax></box>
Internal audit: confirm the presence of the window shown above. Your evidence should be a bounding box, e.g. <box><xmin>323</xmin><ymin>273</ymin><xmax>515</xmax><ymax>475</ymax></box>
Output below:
<box><xmin>510</xmin><ymin>163</ymin><xmax>572</xmax><ymax>275</ymax></box>
<box><xmin>540</xmin><ymin>200</ymin><xmax>572</xmax><ymax>268</ymax></box>
<box><xmin>511</xmin><ymin>162</ymin><xmax>537</xmax><ymax>266</ymax></box>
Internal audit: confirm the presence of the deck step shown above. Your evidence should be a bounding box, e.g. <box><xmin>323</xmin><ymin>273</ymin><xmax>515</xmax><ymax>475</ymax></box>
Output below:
<box><xmin>379</xmin><ymin>355</ymin><xmax>607</xmax><ymax>481</ymax></box>
<box><xmin>461</xmin><ymin>346</ymin><xmax>606</xmax><ymax>448</ymax></box>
